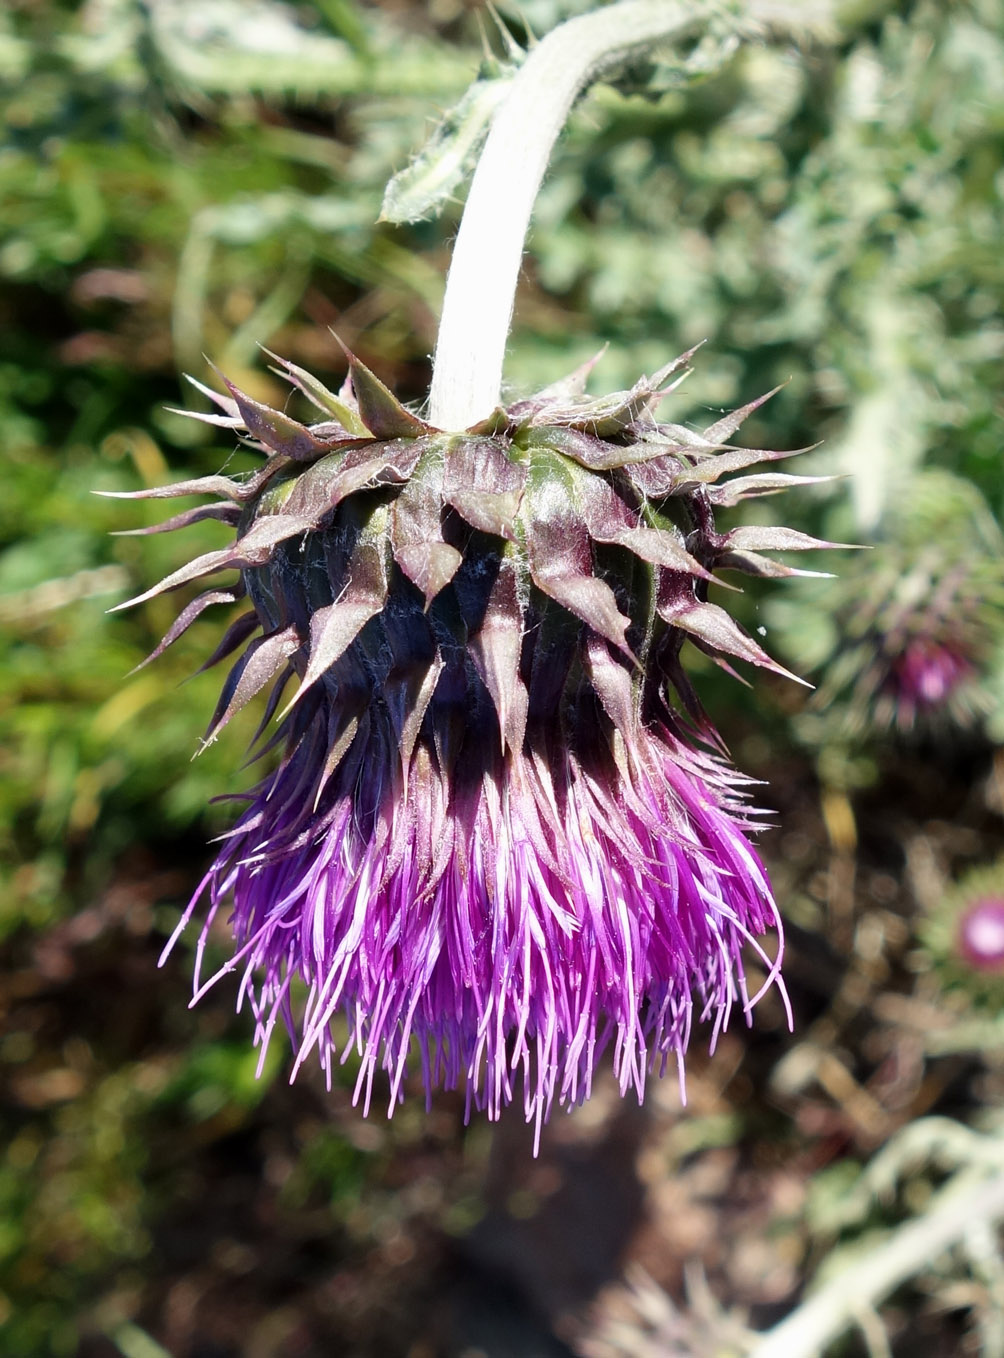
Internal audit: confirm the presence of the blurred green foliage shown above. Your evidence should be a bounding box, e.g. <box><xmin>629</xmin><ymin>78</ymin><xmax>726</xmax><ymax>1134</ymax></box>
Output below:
<box><xmin>2</xmin><ymin>0</ymin><xmax>1004</xmax><ymax>1354</ymax></box>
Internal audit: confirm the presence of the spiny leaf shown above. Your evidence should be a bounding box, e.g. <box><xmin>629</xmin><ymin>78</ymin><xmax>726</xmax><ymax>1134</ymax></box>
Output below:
<box><xmin>583</xmin><ymin>635</ymin><xmax>638</xmax><ymax>744</ymax></box>
<box><xmin>314</xmin><ymin>709</ymin><xmax>363</xmax><ymax>811</ymax></box>
<box><xmin>290</xmin><ymin>598</ymin><xmax>385</xmax><ymax>711</ymax></box>
<box><xmin>231</xmin><ymin>512</ymin><xmax>321</xmax><ymax>560</ymax></box>
<box><xmin>539</xmin><ymin>346</ymin><xmax>700</xmax><ymax>437</ymax></box>
<box><xmin>379</xmin><ymin>72</ymin><xmax>513</xmax><ymax>225</ymax></box>
<box><xmin>632</xmin><ymin>421</ymin><xmax>723</xmax><ymax>453</ymax></box>
<box><xmin>165</xmin><ymin>406</ymin><xmax>244</xmax><ymax>430</ymax></box>
<box><xmin>184</xmin><ymin>374</ymin><xmax>241</xmax><ymax>417</ymax></box>
<box><xmin>111</xmin><ymin>551</ymin><xmax>237</xmax><ymax>612</ymax></box>
<box><xmin>668</xmin><ymin>444</ymin><xmax>812</xmax><ymax>487</ymax></box>
<box><xmin>385</xmin><ymin>655</ymin><xmax>446</xmax><ymax>777</ymax></box>
<box><xmin>646</xmin><ymin>345</ymin><xmax>705</xmax><ymax>394</ymax></box>
<box><xmin>524</xmin><ymin>425</ymin><xmax>683</xmax><ymax>472</ymax></box>
<box><xmin>96</xmin><ymin>472</ymin><xmax>258</xmax><ymax>503</ymax></box>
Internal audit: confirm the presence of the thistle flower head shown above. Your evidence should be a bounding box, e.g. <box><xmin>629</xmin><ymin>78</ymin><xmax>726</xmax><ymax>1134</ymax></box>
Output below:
<box><xmin>113</xmin><ymin>344</ymin><xmax>824</xmax><ymax>1140</ymax></box>
<box><xmin>920</xmin><ymin>859</ymin><xmax>1004</xmax><ymax>1009</ymax></box>
<box><xmin>768</xmin><ymin>471</ymin><xmax>1004</xmax><ymax>740</ymax></box>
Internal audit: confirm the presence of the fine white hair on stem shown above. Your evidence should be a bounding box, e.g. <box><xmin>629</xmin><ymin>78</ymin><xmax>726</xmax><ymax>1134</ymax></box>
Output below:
<box><xmin>428</xmin><ymin>1</ymin><xmax>700</xmax><ymax>430</ymax></box>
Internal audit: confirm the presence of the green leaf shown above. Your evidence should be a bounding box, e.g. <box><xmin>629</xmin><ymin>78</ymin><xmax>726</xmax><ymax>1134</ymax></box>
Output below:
<box><xmin>380</xmin><ymin>68</ymin><xmax>518</xmax><ymax>224</ymax></box>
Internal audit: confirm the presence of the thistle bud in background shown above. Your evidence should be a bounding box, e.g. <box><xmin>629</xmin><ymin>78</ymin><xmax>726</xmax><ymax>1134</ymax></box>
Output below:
<box><xmin>768</xmin><ymin>471</ymin><xmax>1004</xmax><ymax>741</ymax></box>
<box><xmin>110</xmin><ymin>345</ymin><xmax>827</xmax><ymax>1141</ymax></box>
<box><xmin>958</xmin><ymin>899</ymin><xmax>1004</xmax><ymax>974</ymax></box>
<box><xmin>920</xmin><ymin>859</ymin><xmax>1004</xmax><ymax>1010</ymax></box>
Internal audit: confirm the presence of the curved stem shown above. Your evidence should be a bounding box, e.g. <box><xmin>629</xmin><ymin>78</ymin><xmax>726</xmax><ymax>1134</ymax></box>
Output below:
<box><xmin>427</xmin><ymin>0</ymin><xmax>710</xmax><ymax>430</ymax></box>
<box><xmin>755</xmin><ymin>1169</ymin><xmax>1004</xmax><ymax>1358</ymax></box>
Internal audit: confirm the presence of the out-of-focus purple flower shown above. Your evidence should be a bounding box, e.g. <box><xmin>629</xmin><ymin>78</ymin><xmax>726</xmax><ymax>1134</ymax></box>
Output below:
<box><xmin>769</xmin><ymin>471</ymin><xmax>1004</xmax><ymax>742</ymax></box>
<box><xmin>838</xmin><ymin>543</ymin><xmax>1000</xmax><ymax>735</ymax></box>
<box><xmin>920</xmin><ymin>859</ymin><xmax>1004</xmax><ymax>1009</ymax></box>
<box><xmin>958</xmin><ymin>898</ymin><xmax>1004</xmax><ymax>973</ymax></box>
<box><xmin>111</xmin><ymin>347</ymin><xmax>822</xmax><ymax>1139</ymax></box>
<box><xmin>887</xmin><ymin>637</ymin><xmax>974</xmax><ymax>725</ymax></box>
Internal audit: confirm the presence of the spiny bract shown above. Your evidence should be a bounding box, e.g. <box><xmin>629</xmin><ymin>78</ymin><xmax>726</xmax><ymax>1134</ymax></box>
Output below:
<box><xmin>110</xmin><ymin>343</ymin><xmax>830</xmax><ymax>1144</ymax></box>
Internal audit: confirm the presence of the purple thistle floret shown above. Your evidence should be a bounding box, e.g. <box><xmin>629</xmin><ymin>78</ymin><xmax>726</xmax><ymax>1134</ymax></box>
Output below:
<box><xmin>111</xmin><ymin>344</ymin><xmax>825</xmax><ymax>1142</ymax></box>
<box><xmin>168</xmin><ymin>704</ymin><xmax>781</xmax><ymax>1142</ymax></box>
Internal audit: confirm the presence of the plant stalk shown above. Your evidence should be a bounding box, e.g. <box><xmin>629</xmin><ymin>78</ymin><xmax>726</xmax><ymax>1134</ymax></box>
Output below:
<box><xmin>427</xmin><ymin>1</ymin><xmax>708</xmax><ymax>429</ymax></box>
<box><xmin>755</xmin><ymin>1169</ymin><xmax>1004</xmax><ymax>1358</ymax></box>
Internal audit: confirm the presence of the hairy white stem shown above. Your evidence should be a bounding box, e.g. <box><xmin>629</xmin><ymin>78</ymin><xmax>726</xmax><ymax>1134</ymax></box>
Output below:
<box><xmin>427</xmin><ymin>1</ymin><xmax>710</xmax><ymax>429</ymax></box>
<box><xmin>755</xmin><ymin>1169</ymin><xmax>1004</xmax><ymax>1358</ymax></box>
<box><xmin>427</xmin><ymin>0</ymin><xmax>837</xmax><ymax>430</ymax></box>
